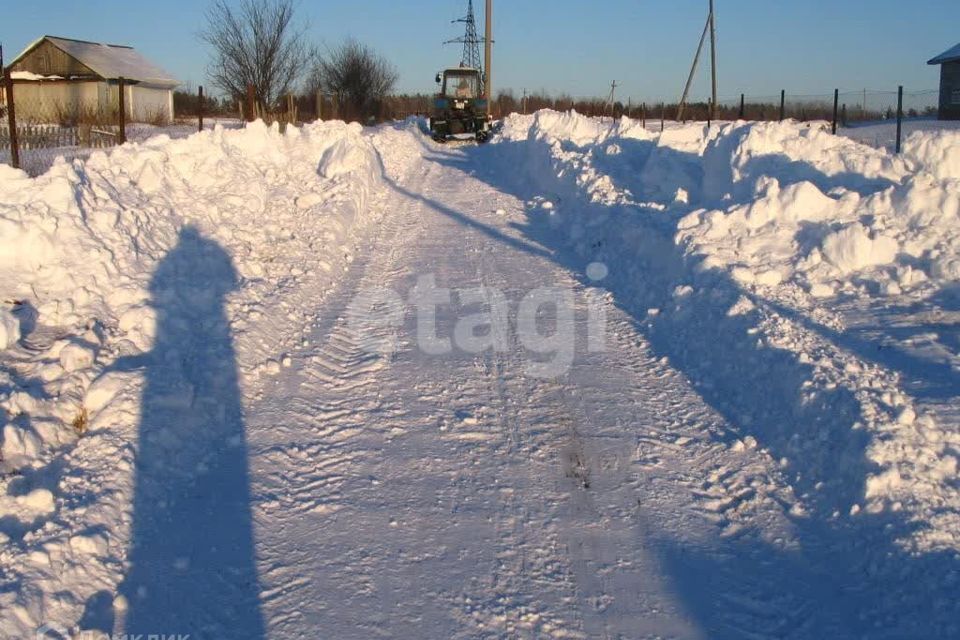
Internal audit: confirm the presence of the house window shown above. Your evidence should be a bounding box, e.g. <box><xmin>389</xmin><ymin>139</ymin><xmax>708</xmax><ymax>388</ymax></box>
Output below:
<box><xmin>952</xmin><ymin>89</ymin><xmax>960</xmax><ymax>106</ymax></box>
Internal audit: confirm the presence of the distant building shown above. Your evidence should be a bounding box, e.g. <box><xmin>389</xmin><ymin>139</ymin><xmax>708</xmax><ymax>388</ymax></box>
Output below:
<box><xmin>928</xmin><ymin>42</ymin><xmax>960</xmax><ymax>120</ymax></box>
<box><xmin>6</xmin><ymin>35</ymin><xmax>179</xmax><ymax>123</ymax></box>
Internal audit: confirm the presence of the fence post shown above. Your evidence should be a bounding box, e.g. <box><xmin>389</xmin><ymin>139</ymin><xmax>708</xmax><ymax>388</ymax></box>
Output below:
<box><xmin>739</xmin><ymin>93</ymin><xmax>745</xmax><ymax>120</ymax></box>
<box><xmin>832</xmin><ymin>88</ymin><xmax>839</xmax><ymax>134</ymax></box>
<box><xmin>3</xmin><ymin>66</ymin><xmax>20</xmax><ymax>170</ymax></box>
<box><xmin>118</xmin><ymin>77</ymin><xmax>127</xmax><ymax>144</ymax></box>
<box><xmin>198</xmin><ymin>85</ymin><xmax>204</xmax><ymax>132</ymax></box>
<box><xmin>895</xmin><ymin>85</ymin><xmax>904</xmax><ymax>154</ymax></box>
<box><xmin>779</xmin><ymin>89</ymin><xmax>785</xmax><ymax>122</ymax></box>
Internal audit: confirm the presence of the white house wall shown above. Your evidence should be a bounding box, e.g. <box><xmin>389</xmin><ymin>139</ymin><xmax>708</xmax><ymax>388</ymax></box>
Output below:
<box><xmin>130</xmin><ymin>85</ymin><xmax>173</xmax><ymax>122</ymax></box>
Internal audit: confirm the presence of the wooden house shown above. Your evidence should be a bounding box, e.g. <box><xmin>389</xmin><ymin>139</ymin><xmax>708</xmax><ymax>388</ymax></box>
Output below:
<box><xmin>5</xmin><ymin>35</ymin><xmax>179</xmax><ymax>123</ymax></box>
<box><xmin>928</xmin><ymin>42</ymin><xmax>960</xmax><ymax>120</ymax></box>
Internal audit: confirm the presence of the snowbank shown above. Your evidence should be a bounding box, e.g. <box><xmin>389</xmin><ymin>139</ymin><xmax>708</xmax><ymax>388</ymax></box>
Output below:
<box><xmin>0</xmin><ymin>119</ymin><xmax>380</xmax><ymax>468</ymax></box>
<box><xmin>679</xmin><ymin>122</ymin><xmax>960</xmax><ymax>298</ymax></box>
<box><xmin>489</xmin><ymin>110</ymin><xmax>960</xmax><ymax>554</ymax></box>
<box><xmin>0</xmin><ymin>119</ymin><xmax>384</xmax><ymax>634</ymax></box>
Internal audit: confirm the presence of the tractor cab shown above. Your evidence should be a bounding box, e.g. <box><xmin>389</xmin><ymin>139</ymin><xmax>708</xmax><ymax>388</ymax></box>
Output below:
<box><xmin>439</xmin><ymin>69</ymin><xmax>481</xmax><ymax>100</ymax></box>
<box><xmin>429</xmin><ymin>67</ymin><xmax>490</xmax><ymax>143</ymax></box>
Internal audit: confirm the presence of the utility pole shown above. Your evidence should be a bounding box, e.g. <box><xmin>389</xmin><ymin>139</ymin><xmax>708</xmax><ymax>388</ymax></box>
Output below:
<box><xmin>485</xmin><ymin>0</ymin><xmax>493</xmax><ymax>116</ymax></box>
<box><xmin>709</xmin><ymin>0</ymin><xmax>718</xmax><ymax>118</ymax></box>
<box><xmin>522</xmin><ymin>88</ymin><xmax>528</xmax><ymax>115</ymax></box>
<box><xmin>678</xmin><ymin>1</ymin><xmax>718</xmax><ymax>122</ymax></box>
<box><xmin>605</xmin><ymin>80</ymin><xmax>618</xmax><ymax>118</ymax></box>
<box><xmin>677</xmin><ymin>11</ymin><xmax>711</xmax><ymax>120</ymax></box>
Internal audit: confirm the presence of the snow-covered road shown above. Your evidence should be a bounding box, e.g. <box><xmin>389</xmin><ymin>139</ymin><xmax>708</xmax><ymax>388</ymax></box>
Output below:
<box><xmin>248</xmin><ymin>132</ymin><xmax>717</xmax><ymax>638</ymax></box>
<box><xmin>232</xmin><ymin>128</ymin><xmax>943</xmax><ymax>639</ymax></box>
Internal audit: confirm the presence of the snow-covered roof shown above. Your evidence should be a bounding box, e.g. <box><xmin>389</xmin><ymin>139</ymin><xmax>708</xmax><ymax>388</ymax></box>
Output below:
<box><xmin>12</xmin><ymin>36</ymin><xmax>179</xmax><ymax>87</ymax></box>
<box><xmin>10</xmin><ymin>71</ymin><xmax>64</xmax><ymax>81</ymax></box>
<box><xmin>928</xmin><ymin>42</ymin><xmax>960</xmax><ymax>65</ymax></box>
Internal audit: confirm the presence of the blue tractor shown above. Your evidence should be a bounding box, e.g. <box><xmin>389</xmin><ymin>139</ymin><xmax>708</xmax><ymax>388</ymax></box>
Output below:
<box><xmin>429</xmin><ymin>67</ymin><xmax>491</xmax><ymax>143</ymax></box>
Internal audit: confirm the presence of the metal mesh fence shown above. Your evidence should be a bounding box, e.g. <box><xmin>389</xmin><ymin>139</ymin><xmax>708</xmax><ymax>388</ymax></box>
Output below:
<box><xmin>1</xmin><ymin>78</ymin><xmax>126</xmax><ymax>175</ymax></box>
<box><xmin>714</xmin><ymin>88</ymin><xmax>939</xmax><ymax>123</ymax></box>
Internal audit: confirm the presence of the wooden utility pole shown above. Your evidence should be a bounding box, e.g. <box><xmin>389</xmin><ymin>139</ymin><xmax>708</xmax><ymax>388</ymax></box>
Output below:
<box><xmin>198</xmin><ymin>85</ymin><xmax>205</xmax><ymax>132</ymax></box>
<box><xmin>678</xmin><ymin>1</ymin><xmax>718</xmax><ymax>122</ymax></box>
<box><xmin>484</xmin><ymin>0</ymin><xmax>493</xmax><ymax>116</ymax></box>
<box><xmin>709</xmin><ymin>0</ymin><xmax>717</xmax><ymax>118</ymax></box>
<box><xmin>677</xmin><ymin>11</ymin><xmax>711</xmax><ymax>121</ymax></box>
<box><xmin>605</xmin><ymin>80</ymin><xmax>618</xmax><ymax>118</ymax></box>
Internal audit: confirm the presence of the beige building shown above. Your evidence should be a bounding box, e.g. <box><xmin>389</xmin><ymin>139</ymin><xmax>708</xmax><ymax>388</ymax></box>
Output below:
<box><xmin>5</xmin><ymin>35</ymin><xmax>179</xmax><ymax>124</ymax></box>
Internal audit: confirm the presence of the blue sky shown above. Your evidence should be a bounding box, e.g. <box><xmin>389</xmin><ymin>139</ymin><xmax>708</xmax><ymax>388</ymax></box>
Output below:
<box><xmin>2</xmin><ymin>0</ymin><xmax>956</xmax><ymax>102</ymax></box>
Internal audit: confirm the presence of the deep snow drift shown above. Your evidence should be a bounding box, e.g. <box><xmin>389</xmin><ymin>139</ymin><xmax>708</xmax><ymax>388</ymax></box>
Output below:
<box><xmin>489</xmin><ymin>110</ymin><xmax>960</xmax><ymax>554</ymax></box>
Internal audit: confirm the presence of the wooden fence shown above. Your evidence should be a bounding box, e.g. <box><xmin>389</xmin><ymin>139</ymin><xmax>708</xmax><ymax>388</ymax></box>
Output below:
<box><xmin>0</xmin><ymin>124</ymin><xmax>121</xmax><ymax>152</ymax></box>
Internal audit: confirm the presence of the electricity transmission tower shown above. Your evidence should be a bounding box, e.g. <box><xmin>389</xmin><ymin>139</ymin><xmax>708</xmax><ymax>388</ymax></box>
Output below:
<box><xmin>446</xmin><ymin>0</ymin><xmax>484</xmax><ymax>73</ymax></box>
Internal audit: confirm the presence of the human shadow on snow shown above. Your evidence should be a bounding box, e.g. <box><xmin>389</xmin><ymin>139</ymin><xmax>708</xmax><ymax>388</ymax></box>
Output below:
<box><xmin>426</xmin><ymin>135</ymin><xmax>960</xmax><ymax>638</ymax></box>
<box><xmin>115</xmin><ymin>227</ymin><xmax>265</xmax><ymax>639</ymax></box>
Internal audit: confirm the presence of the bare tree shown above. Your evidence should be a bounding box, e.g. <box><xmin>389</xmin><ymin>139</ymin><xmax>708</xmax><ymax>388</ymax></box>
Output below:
<box><xmin>309</xmin><ymin>39</ymin><xmax>398</xmax><ymax>122</ymax></box>
<box><xmin>202</xmin><ymin>0</ymin><xmax>311</xmax><ymax>109</ymax></box>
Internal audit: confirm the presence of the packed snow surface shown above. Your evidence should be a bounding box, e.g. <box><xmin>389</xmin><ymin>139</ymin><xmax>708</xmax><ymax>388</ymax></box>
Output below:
<box><xmin>0</xmin><ymin>111</ymin><xmax>958</xmax><ymax>638</ymax></box>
